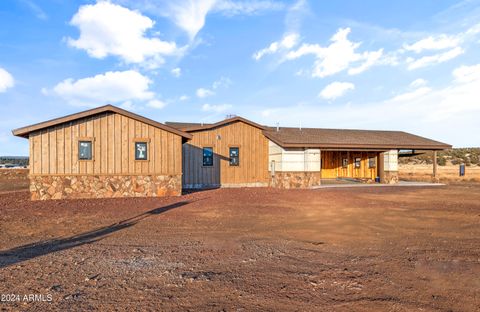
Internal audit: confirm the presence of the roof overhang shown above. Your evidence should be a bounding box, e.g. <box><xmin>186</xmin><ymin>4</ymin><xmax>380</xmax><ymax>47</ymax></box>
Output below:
<box><xmin>264</xmin><ymin>132</ymin><xmax>452</xmax><ymax>151</ymax></box>
<box><xmin>182</xmin><ymin>116</ymin><xmax>266</xmax><ymax>132</ymax></box>
<box><xmin>12</xmin><ymin>105</ymin><xmax>192</xmax><ymax>140</ymax></box>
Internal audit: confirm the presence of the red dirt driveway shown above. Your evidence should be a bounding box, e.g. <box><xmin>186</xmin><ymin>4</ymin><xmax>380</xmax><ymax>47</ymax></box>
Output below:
<box><xmin>0</xmin><ymin>185</ymin><xmax>479</xmax><ymax>311</ymax></box>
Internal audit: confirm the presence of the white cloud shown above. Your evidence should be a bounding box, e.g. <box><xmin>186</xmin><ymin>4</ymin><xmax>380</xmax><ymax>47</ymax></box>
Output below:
<box><xmin>254</xmin><ymin>65</ymin><xmax>480</xmax><ymax>147</ymax></box>
<box><xmin>410</xmin><ymin>78</ymin><xmax>428</xmax><ymax>88</ymax></box>
<box><xmin>453</xmin><ymin>64</ymin><xmax>480</xmax><ymax>83</ymax></box>
<box><xmin>391</xmin><ymin>87</ymin><xmax>431</xmax><ymax>102</ymax></box>
<box><xmin>51</xmin><ymin>70</ymin><xmax>155</xmax><ymax>107</ymax></box>
<box><xmin>406</xmin><ymin>47</ymin><xmax>464</xmax><ymax>70</ymax></box>
<box><xmin>196</xmin><ymin>88</ymin><xmax>215</xmax><ymax>98</ymax></box>
<box><xmin>20</xmin><ymin>0</ymin><xmax>48</xmax><ymax>20</ymax></box>
<box><xmin>166</xmin><ymin>0</ymin><xmax>217</xmax><ymax>40</ymax></box>
<box><xmin>215</xmin><ymin>0</ymin><xmax>285</xmax><ymax>16</ymax></box>
<box><xmin>403</xmin><ymin>34</ymin><xmax>461</xmax><ymax>53</ymax></box>
<box><xmin>163</xmin><ymin>0</ymin><xmax>284</xmax><ymax>40</ymax></box>
<box><xmin>212</xmin><ymin>76</ymin><xmax>232</xmax><ymax>89</ymax></box>
<box><xmin>253</xmin><ymin>33</ymin><xmax>300</xmax><ymax>60</ymax></box>
<box><xmin>202</xmin><ymin>103</ymin><xmax>232</xmax><ymax>112</ymax></box>
<box><xmin>0</xmin><ymin>67</ymin><xmax>14</xmax><ymax>93</ymax></box>
<box><xmin>285</xmin><ymin>28</ymin><xmax>385</xmax><ymax>78</ymax></box>
<box><xmin>319</xmin><ymin>82</ymin><xmax>355</xmax><ymax>100</ymax></box>
<box><xmin>171</xmin><ymin>67</ymin><xmax>182</xmax><ymax>77</ymax></box>
<box><xmin>68</xmin><ymin>1</ymin><xmax>178</xmax><ymax>68</ymax></box>
<box><xmin>147</xmin><ymin>99</ymin><xmax>167</xmax><ymax>109</ymax></box>
<box><xmin>179</xmin><ymin>95</ymin><xmax>189</xmax><ymax>101</ymax></box>
<box><xmin>196</xmin><ymin>76</ymin><xmax>231</xmax><ymax>98</ymax></box>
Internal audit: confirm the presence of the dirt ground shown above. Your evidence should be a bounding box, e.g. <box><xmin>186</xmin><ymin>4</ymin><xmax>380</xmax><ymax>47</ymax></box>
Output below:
<box><xmin>1</xmin><ymin>180</ymin><xmax>480</xmax><ymax>311</ymax></box>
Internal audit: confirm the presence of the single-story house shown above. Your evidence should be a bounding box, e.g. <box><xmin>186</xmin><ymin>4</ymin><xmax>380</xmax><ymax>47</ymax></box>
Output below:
<box><xmin>12</xmin><ymin>105</ymin><xmax>191</xmax><ymax>200</ymax></box>
<box><xmin>13</xmin><ymin>105</ymin><xmax>451</xmax><ymax>200</ymax></box>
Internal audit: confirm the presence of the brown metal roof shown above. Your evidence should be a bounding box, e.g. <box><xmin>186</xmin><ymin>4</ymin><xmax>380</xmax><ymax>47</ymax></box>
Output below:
<box><xmin>166</xmin><ymin>116</ymin><xmax>266</xmax><ymax>132</ymax></box>
<box><xmin>12</xmin><ymin>105</ymin><xmax>192</xmax><ymax>139</ymax></box>
<box><xmin>165</xmin><ymin>122</ymin><xmax>213</xmax><ymax>130</ymax></box>
<box><xmin>263</xmin><ymin>127</ymin><xmax>451</xmax><ymax>150</ymax></box>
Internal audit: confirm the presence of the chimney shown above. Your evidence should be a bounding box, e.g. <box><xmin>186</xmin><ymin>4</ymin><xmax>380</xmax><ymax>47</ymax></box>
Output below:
<box><xmin>276</xmin><ymin>122</ymin><xmax>279</xmax><ymax>132</ymax></box>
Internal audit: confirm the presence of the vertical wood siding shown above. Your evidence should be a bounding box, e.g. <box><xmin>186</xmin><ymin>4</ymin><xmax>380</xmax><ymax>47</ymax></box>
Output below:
<box><xmin>321</xmin><ymin>151</ymin><xmax>378</xmax><ymax>180</ymax></box>
<box><xmin>28</xmin><ymin>112</ymin><xmax>182</xmax><ymax>175</ymax></box>
<box><xmin>182</xmin><ymin>121</ymin><xmax>269</xmax><ymax>186</ymax></box>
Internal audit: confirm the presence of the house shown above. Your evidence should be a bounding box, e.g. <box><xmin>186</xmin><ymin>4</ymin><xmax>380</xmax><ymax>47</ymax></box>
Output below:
<box><xmin>167</xmin><ymin>117</ymin><xmax>451</xmax><ymax>189</ymax></box>
<box><xmin>12</xmin><ymin>105</ymin><xmax>191</xmax><ymax>200</ymax></box>
<box><xmin>13</xmin><ymin>105</ymin><xmax>451</xmax><ymax>200</ymax></box>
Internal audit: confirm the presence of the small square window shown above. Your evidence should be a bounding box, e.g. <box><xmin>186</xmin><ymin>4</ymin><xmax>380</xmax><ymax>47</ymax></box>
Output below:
<box><xmin>342</xmin><ymin>158</ymin><xmax>348</xmax><ymax>168</ymax></box>
<box><xmin>135</xmin><ymin>142</ymin><xmax>148</xmax><ymax>160</ymax></box>
<box><xmin>368</xmin><ymin>157</ymin><xmax>376</xmax><ymax>168</ymax></box>
<box><xmin>79</xmin><ymin>141</ymin><xmax>92</xmax><ymax>160</ymax></box>
<box><xmin>355</xmin><ymin>157</ymin><xmax>361</xmax><ymax>168</ymax></box>
<box><xmin>203</xmin><ymin>147</ymin><xmax>213</xmax><ymax>166</ymax></box>
<box><xmin>229</xmin><ymin>147</ymin><xmax>239</xmax><ymax>166</ymax></box>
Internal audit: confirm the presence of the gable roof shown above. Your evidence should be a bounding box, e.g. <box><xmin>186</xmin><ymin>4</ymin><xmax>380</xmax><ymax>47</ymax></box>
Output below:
<box><xmin>264</xmin><ymin>127</ymin><xmax>451</xmax><ymax>150</ymax></box>
<box><xmin>12</xmin><ymin>105</ymin><xmax>192</xmax><ymax>139</ymax></box>
<box><xmin>166</xmin><ymin>116</ymin><xmax>266</xmax><ymax>132</ymax></box>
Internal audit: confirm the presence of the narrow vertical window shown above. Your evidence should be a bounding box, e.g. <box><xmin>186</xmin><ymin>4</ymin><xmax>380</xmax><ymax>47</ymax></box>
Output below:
<box><xmin>78</xmin><ymin>141</ymin><xmax>92</xmax><ymax>160</ymax></box>
<box><xmin>368</xmin><ymin>157</ymin><xmax>376</xmax><ymax>168</ymax></box>
<box><xmin>203</xmin><ymin>147</ymin><xmax>213</xmax><ymax>166</ymax></box>
<box><xmin>354</xmin><ymin>157</ymin><xmax>361</xmax><ymax>168</ymax></box>
<box><xmin>135</xmin><ymin>142</ymin><xmax>148</xmax><ymax>160</ymax></box>
<box><xmin>229</xmin><ymin>147</ymin><xmax>239</xmax><ymax>166</ymax></box>
<box><xmin>342</xmin><ymin>158</ymin><xmax>348</xmax><ymax>168</ymax></box>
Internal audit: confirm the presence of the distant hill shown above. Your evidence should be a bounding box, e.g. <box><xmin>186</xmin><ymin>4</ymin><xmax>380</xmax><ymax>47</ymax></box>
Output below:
<box><xmin>0</xmin><ymin>156</ymin><xmax>29</xmax><ymax>166</ymax></box>
<box><xmin>399</xmin><ymin>148</ymin><xmax>480</xmax><ymax>166</ymax></box>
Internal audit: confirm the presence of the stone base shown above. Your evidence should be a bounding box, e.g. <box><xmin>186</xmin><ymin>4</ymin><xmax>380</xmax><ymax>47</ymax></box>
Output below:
<box><xmin>270</xmin><ymin>172</ymin><xmax>321</xmax><ymax>189</ymax></box>
<box><xmin>383</xmin><ymin>171</ymin><xmax>399</xmax><ymax>184</ymax></box>
<box><xmin>29</xmin><ymin>174</ymin><xmax>182</xmax><ymax>200</ymax></box>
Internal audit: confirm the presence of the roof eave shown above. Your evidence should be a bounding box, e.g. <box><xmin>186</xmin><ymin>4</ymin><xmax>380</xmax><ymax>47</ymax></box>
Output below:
<box><xmin>184</xmin><ymin>116</ymin><xmax>266</xmax><ymax>132</ymax></box>
<box><xmin>11</xmin><ymin>104</ymin><xmax>192</xmax><ymax>140</ymax></box>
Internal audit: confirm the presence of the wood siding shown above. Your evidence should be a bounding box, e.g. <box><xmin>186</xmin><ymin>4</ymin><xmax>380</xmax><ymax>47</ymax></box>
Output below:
<box><xmin>321</xmin><ymin>151</ymin><xmax>378</xmax><ymax>180</ymax></box>
<box><xmin>29</xmin><ymin>112</ymin><xmax>182</xmax><ymax>176</ymax></box>
<box><xmin>183</xmin><ymin>121</ymin><xmax>269</xmax><ymax>186</ymax></box>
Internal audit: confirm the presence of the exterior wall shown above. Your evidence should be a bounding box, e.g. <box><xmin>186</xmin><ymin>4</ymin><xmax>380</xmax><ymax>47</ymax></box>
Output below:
<box><xmin>30</xmin><ymin>174</ymin><xmax>181</xmax><ymax>200</ymax></box>
<box><xmin>27</xmin><ymin>112</ymin><xmax>184</xmax><ymax>199</ymax></box>
<box><xmin>268</xmin><ymin>141</ymin><xmax>321</xmax><ymax>172</ymax></box>
<box><xmin>182</xmin><ymin>121</ymin><xmax>269</xmax><ymax>188</ymax></box>
<box><xmin>28</xmin><ymin>112</ymin><xmax>183</xmax><ymax>176</ymax></box>
<box><xmin>270</xmin><ymin>172</ymin><xmax>321</xmax><ymax>189</ymax></box>
<box><xmin>383</xmin><ymin>150</ymin><xmax>399</xmax><ymax>184</ymax></box>
<box><xmin>321</xmin><ymin>151</ymin><xmax>378</xmax><ymax>180</ymax></box>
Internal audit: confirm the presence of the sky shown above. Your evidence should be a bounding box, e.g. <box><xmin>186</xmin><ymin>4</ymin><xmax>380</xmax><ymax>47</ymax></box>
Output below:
<box><xmin>1</xmin><ymin>0</ymin><xmax>480</xmax><ymax>156</ymax></box>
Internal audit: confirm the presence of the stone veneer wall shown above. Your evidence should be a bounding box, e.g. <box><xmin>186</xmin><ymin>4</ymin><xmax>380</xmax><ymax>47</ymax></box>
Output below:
<box><xmin>383</xmin><ymin>171</ymin><xmax>399</xmax><ymax>184</ymax></box>
<box><xmin>30</xmin><ymin>174</ymin><xmax>182</xmax><ymax>200</ymax></box>
<box><xmin>270</xmin><ymin>172</ymin><xmax>321</xmax><ymax>189</ymax></box>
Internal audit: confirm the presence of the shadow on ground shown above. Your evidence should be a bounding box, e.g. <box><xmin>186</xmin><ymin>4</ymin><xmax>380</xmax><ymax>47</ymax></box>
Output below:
<box><xmin>0</xmin><ymin>200</ymin><xmax>191</xmax><ymax>269</ymax></box>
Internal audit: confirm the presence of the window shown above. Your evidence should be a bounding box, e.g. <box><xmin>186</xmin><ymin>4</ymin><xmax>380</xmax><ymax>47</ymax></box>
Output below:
<box><xmin>342</xmin><ymin>158</ymin><xmax>348</xmax><ymax>168</ymax></box>
<box><xmin>229</xmin><ymin>147</ymin><xmax>239</xmax><ymax>166</ymax></box>
<box><xmin>368</xmin><ymin>157</ymin><xmax>376</xmax><ymax>168</ymax></box>
<box><xmin>354</xmin><ymin>157</ymin><xmax>361</xmax><ymax>168</ymax></box>
<box><xmin>203</xmin><ymin>147</ymin><xmax>213</xmax><ymax>166</ymax></box>
<box><xmin>78</xmin><ymin>141</ymin><xmax>92</xmax><ymax>160</ymax></box>
<box><xmin>135</xmin><ymin>142</ymin><xmax>148</xmax><ymax>160</ymax></box>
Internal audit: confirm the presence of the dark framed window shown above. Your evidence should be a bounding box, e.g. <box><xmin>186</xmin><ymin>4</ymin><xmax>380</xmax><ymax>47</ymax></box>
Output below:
<box><xmin>342</xmin><ymin>158</ymin><xmax>348</xmax><ymax>168</ymax></box>
<box><xmin>229</xmin><ymin>147</ymin><xmax>239</xmax><ymax>166</ymax></box>
<box><xmin>203</xmin><ymin>147</ymin><xmax>213</xmax><ymax>166</ymax></box>
<box><xmin>368</xmin><ymin>157</ymin><xmax>376</xmax><ymax>168</ymax></box>
<box><xmin>135</xmin><ymin>142</ymin><xmax>148</xmax><ymax>160</ymax></box>
<box><xmin>354</xmin><ymin>157</ymin><xmax>361</xmax><ymax>168</ymax></box>
<box><xmin>78</xmin><ymin>141</ymin><xmax>92</xmax><ymax>160</ymax></box>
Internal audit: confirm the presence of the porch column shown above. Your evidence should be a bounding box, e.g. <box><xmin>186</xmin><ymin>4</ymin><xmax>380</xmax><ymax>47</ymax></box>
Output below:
<box><xmin>378</xmin><ymin>152</ymin><xmax>385</xmax><ymax>182</ymax></box>
<box><xmin>433</xmin><ymin>150</ymin><xmax>438</xmax><ymax>180</ymax></box>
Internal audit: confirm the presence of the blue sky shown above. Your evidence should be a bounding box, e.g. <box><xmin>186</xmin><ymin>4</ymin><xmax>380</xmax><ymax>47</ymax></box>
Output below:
<box><xmin>1</xmin><ymin>0</ymin><xmax>480</xmax><ymax>155</ymax></box>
